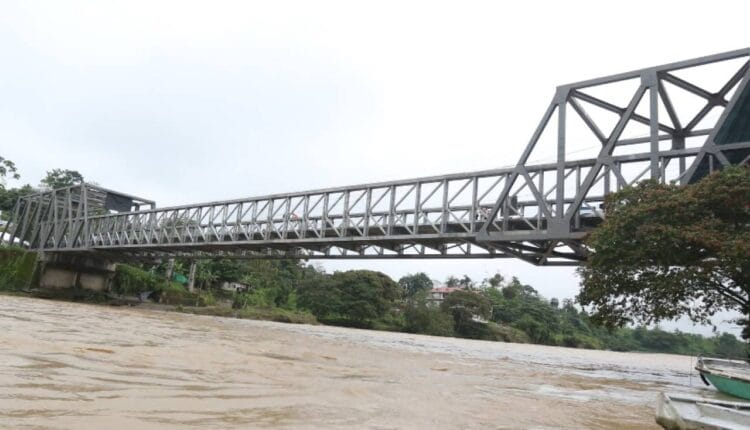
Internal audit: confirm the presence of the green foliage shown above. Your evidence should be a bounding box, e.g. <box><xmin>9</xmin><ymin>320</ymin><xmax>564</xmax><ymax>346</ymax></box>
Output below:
<box><xmin>398</xmin><ymin>272</ymin><xmax>433</xmax><ymax>297</ymax></box>
<box><xmin>336</xmin><ymin>270</ymin><xmax>401</xmax><ymax>324</ymax></box>
<box><xmin>0</xmin><ymin>184</ymin><xmax>34</xmax><ymax>215</ymax></box>
<box><xmin>112</xmin><ymin>264</ymin><xmax>164</xmax><ymax>295</ymax></box>
<box><xmin>0</xmin><ymin>156</ymin><xmax>20</xmax><ymax>184</ymax></box>
<box><xmin>440</xmin><ymin>290</ymin><xmax>491</xmax><ymax>337</ymax></box>
<box><xmin>188</xmin><ymin>258</ymin><xmax>314</xmax><ymax>309</ymax></box>
<box><xmin>196</xmin><ymin>290</ymin><xmax>216</xmax><ymax>307</ymax></box>
<box><xmin>193</xmin><ymin>260</ymin><xmax>218</xmax><ymax>289</ymax></box>
<box><xmin>578</xmin><ymin>166</ymin><xmax>750</xmax><ymax>338</ymax></box>
<box><xmin>233</xmin><ymin>288</ymin><xmax>278</xmax><ymax>309</ymax></box>
<box><xmin>713</xmin><ymin>332</ymin><xmax>747</xmax><ymax>358</ymax></box>
<box><xmin>0</xmin><ymin>247</ymin><xmax>36</xmax><ymax>290</ymax></box>
<box><xmin>160</xmin><ymin>282</ymin><xmax>187</xmax><ymax>305</ymax></box>
<box><xmin>404</xmin><ymin>293</ymin><xmax>454</xmax><ymax>336</ymax></box>
<box><xmin>484</xmin><ymin>322</ymin><xmax>530</xmax><ymax>343</ymax></box>
<box><xmin>485</xmin><ymin>272</ymin><xmax>504</xmax><ymax>289</ymax></box>
<box><xmin>296</xmin><ymin>272</ymin><xmax>340</xmax><ymax>318</ymax></box>
<box><xmin>446</xmin><ymin>275</ymin><xmax>475</xmax><ymax>289</ymax></box>
<box><xmin>40</xmin><ymin>169</ymin><xmax>84</xmax><ymax>189</ymax></box>
<box><xmin>474</xmin><ymin>273</ymin><xmax>748</xmax><ymax>356</ymax></box>
<box><xmin>297</xmin><ymin>270</ymin><xmax>401</xmax><ymax>326</ymax></box>
<box><xmin>113</xmin><ymin>264</ymin><xmax>194</xmax><ymax>305</ymax></box>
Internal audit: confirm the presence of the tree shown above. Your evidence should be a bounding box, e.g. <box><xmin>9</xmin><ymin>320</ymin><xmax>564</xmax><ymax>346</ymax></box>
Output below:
<box><xmin>404</xmin><ymin>291</ymin><xmax>455</xmax><ymax>336</ymax></box>
<box><xmin>578</xmin><ymin>166</ymin><xmax>750</xmax><ymax>339</ymax></box>
<box><xmin>445</xmin><ymin>276</ymin><xmax>460</xmax><ymax>288</ymax></box>
<box><xmin>398</xmin><ymin>272</ymin><xmax>433</xmax><ymax>297</ymax></box>
<box><xmin>0</xmin><ymin>157</ymin><xmax>31</xmax><ymax>219</ymax></box>
<box><xmin>485</xmin><ymin>272</ymin><xmax>505</xmax><ymax>289</ymax></box>
<box><xmin>502</xmin><ymin>276</ymin><xmax>524</xmax><ymax>300</ymax></box>
<box><xmin>333</xmin><ymin>270</ymin><xmax>401</xmax><ymax>325</ymax></box>
<box><xmin>297</xmin><ymin>273</ymin><xmax>341</xmax><ymax>318</ymax></box>
<box><xmin>458</xmin><ymin>275</ymin><xmax>474</xmax><ymax>289</ymax></box>
<box><xmin>297</xmin><ymin>270</ymin><xmax>401</xmax><ymax>326</ymax></box>
<box><xmin>441</xmin><ymin>290</ymin><xmax>491</xmax><ymax>336</ymax></box>
<box><xmin>40</xmin><ymin>169</ymin><xmax>84</xmax><ymax>189</ymax></box>
<box><xmin>713</xmin><ymin>333</ymin><xmax>746</xmax><ymax>359</ymax></box>
<box><xmin>0</xmin><ymin>156</ymin><xmax>20</xmax><ymax>185</ymax></box>
<box><xmin>0</xmin><ymin>184</ymin><xmax>34</xmax><ymax>215</ymax></box>
<box><xmin>193</xmin><ymin>260</ymin><xmax>218</xmax><ymax>289</ymax></box>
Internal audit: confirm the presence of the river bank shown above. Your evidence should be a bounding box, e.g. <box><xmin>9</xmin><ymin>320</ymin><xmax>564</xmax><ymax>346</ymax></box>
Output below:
<box><xmin>2</xmin><ymin>252</ymin><xmax>746</xmax><ymax>358</ymax></box>
<box><xmin>0</xmin><ymin>295</ymin><xmax>717</xmax><ymax>429</ymax></box>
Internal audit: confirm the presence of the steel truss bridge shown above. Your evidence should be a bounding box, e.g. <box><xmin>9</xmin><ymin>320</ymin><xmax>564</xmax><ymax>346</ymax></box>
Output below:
<box><xmin>4</xmin><ymin>49</ymin><xmax>750</xmax><ymax>265</ymax></box>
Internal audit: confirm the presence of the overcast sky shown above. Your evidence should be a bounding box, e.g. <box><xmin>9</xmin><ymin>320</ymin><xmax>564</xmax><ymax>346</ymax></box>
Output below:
<box><xmin>2</xmin><ymin>0</ymin><xmax>747</xmax><ymax>335</ymax></box>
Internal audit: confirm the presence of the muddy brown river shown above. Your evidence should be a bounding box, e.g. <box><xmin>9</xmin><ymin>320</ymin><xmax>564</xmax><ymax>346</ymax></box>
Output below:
<box><xmin>0</xmin><ymin>296</ymin><xmax>715</xmax><ymax>429</ymax></box>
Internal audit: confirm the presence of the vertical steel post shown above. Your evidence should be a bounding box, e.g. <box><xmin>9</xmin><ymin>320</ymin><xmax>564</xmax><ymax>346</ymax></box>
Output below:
<box><xmin>556</xmin><ymin>87</ymin><xmax>568</xmax><ymax>220</ymax></box>
<box><xmin>645</xmin><ymin>72</ymin><xmax>660</xmax><ymax>180</ymax></box>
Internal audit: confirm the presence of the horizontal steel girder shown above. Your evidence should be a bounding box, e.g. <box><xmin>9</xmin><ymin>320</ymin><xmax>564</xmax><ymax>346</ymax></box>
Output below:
<box><xmin>5</xmin><ymin>48</ymin><xmax>749</xmax><ymax>265</ymax></box>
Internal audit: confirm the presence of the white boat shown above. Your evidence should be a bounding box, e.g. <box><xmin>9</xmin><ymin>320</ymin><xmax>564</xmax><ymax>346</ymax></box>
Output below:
<box><xmin>655</xmin><ymin>392</ymin><xmax>750</xmax><ymax>429</ymax></box>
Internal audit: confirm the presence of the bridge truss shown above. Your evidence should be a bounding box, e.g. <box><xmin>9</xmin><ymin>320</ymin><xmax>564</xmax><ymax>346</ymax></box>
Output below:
<box><xmin>4</xmin><ymin>48</ymin><xmax>750</xmax><ymax>265</ymax></box>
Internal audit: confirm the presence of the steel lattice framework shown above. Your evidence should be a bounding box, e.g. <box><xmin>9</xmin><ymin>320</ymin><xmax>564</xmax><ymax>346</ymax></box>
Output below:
<box><xmin>4</xmin><ymin>48</ymin><xmax>750</xmax><ymax>265</ymax></box>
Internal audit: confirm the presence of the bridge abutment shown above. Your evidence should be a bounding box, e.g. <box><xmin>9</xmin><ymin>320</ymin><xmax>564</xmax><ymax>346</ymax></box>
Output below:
<box><xmin>34</xmin><ymin>253</ymin><xmax>117</xmax><ymax>292</ymax></box>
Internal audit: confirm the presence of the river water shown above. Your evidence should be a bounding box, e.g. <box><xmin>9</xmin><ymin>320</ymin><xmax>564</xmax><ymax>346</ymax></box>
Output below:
<box><xmin>0</xmin><ymin>296</ymin><xmax>714</xmax><ymax>429</ymax></box>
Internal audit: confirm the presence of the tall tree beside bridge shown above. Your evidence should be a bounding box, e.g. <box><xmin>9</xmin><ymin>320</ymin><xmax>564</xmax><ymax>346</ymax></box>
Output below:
<box><xmin>398</xmin><ymin>272</ymin><xmax>433</xmax><ymax>298</ymax></box>
<box><xmin>0</xmin><ymin>156</ymin><xmax>30</xmax><ymax>216</ymax></box>
<box><xmin>0</xmin><ymin>156</ymin><xmax>20</xmax><ymax>185</ymax></box>
<box><xmin>40</xmin><ymin>169</ymin><xmax>83</xmax><ymax>189</ymax></box>
<box><xmin>578</xmin><ymin>166</ymin><xmax>750</xmax><ymax>339</ymax></box>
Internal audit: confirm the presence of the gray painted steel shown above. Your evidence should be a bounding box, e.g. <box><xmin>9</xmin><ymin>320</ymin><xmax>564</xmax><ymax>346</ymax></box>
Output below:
<box><xmin>5</xmin><ymin>49</ymin><xmax>750</xmax><ymax>265</ymax></box>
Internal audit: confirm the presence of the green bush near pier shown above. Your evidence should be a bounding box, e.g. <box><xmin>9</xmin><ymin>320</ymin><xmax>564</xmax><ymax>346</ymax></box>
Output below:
<box><xmin>0</xmin><ymin>246</ymin><xmax>36</xmax><ymax>290</ymax></box>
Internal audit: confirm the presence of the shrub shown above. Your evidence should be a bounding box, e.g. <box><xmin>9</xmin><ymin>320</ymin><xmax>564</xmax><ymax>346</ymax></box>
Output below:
<box><xmin>196</xmin><ymin>290</ymin><xmax>216</xmax><ymax>307</ymax></box>
<box><xmin>485</xmin><ymin>323</ymin><xmax>530</xmax><ymax>343</ymax></box>
<box><xmin>232</xmin><ymin>288</ymin><xmax>278</xmax><ymax>309</ymax></box>
<box><xmin>0</xmin><ymin>247</ymin><xmax>36</xmax><ymax>290</ymax></box>
<box><xmin>160</xmin><ymin>282</ymin><xmax>187</xmax><ymax>305</ymax></box>
<box><xmin>112</xmin><ymin>264</ymin><xmax>164</xmax><ymax>295</ymax></box>
<box><xmin>404</xmin><ymin>303</ymin><xmax>455</xmax><ymax>337</ymax></box>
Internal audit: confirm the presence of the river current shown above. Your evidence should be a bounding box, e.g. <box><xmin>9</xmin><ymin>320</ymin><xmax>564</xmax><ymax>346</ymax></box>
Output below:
<box><xmin>0</xmin><ymin>296</ymin><xmax>713</xmax><ymax>429</ymax></box>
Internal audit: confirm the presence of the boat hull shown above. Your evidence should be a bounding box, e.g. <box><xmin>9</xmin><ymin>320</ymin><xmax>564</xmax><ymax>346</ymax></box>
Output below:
<box><xmin>703</xmin><ymin>373</ymin><xmax>750</xmax><ymax>401</ymax></box>
<box><xmin>655</xmin><ymin>392</ymin><xmax>750</xmax><ymax>430</ymax></box>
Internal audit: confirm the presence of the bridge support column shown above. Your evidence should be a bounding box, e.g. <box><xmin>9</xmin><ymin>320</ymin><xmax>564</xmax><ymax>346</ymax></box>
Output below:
<box><xmin>34</xmin><ymin>253</ymin><xmax>117</xmax><ymax>292</ymax></box>
<box><xmin>165</xmin><ymin>258</ymin><xmax>175</xmax><ymax>283</ymax></box>
<box><xmin>187</xmin><ymin>260</ymin><xmax>197</xmax><ymax>293</ymax></box>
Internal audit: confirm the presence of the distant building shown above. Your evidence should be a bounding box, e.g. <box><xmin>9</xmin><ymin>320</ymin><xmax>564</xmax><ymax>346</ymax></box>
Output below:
<box><xmin>427</xmin><ymin>285</ymin><xmax>488</xmax><ymax>323</ymax></box>
<box><xmin>427</xmin><ymin>286</ymin><xmax>463</xmax><ymax>307</ymax></box>
<box><xmin>221</xmin><ymin>281</ymin><xmax>250</xmax><ymax>293</ymax></box>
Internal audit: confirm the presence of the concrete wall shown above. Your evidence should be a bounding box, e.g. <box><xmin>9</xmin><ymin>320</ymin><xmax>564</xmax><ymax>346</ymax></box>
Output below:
<box><xmin>39</xmin><ymin>267</ymin><xmax>78</xmax><ymax>289</ymax></box>
<box><xmin>35</xmin><ymin>253</ymin><xmax>116</xmax><ymax>292</ymax></box>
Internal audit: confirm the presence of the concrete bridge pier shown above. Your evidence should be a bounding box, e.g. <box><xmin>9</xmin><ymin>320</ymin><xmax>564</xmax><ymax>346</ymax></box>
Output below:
<box><xmin>34</xmin><ymin>253</ymin><xmax>117</xmax><ymax>292</ymax></box>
